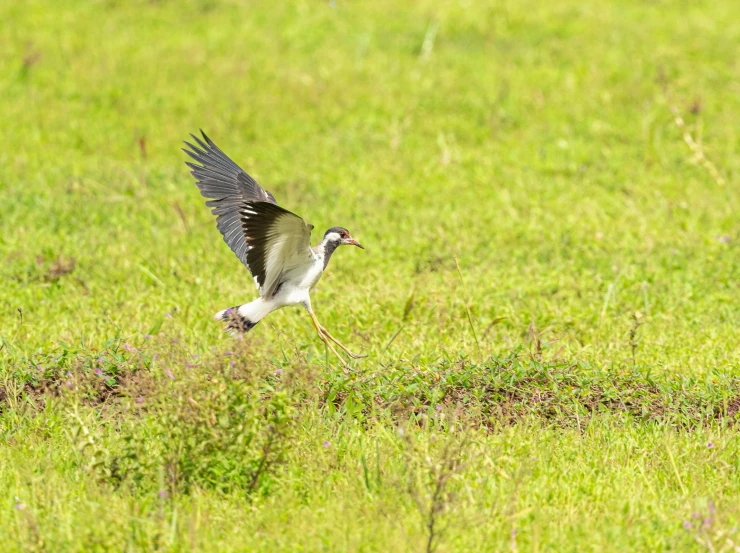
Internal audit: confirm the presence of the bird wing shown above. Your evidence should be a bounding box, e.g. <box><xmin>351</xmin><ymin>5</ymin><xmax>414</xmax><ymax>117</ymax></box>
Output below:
<box><xmin>183</xmin><ymin>130</ymin><xmax>277</xmax><ymax>270</ymax></box>
<box><xmin>240</xmin><ymin>201</ymin><xmax>316</xmax><ymax>298</ymax></box>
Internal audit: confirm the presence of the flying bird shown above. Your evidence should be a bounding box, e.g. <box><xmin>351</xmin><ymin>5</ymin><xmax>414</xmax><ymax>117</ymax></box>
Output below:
<box><xmin>183</xmin><ymin>131</ymin><xmax>366</xmax><ymax>364</ymax></box>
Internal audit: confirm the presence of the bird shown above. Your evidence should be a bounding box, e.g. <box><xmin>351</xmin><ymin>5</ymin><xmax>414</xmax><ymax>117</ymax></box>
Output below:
<box><xmin>183</xmin><ymin>130</ymin><xmax>366</xmax><ymax>365</ymax></box>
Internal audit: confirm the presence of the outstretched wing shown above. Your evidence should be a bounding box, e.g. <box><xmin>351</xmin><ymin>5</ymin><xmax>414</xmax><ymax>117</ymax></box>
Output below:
<box><xmin>240</xmin><ymin>202</ymin><xmax>315</xmax><ymax>298</ymax></box>
<box><xmin>183</xmin><ymin>130</ymin><xmax>277</xmax><ymax>270</ymax></box>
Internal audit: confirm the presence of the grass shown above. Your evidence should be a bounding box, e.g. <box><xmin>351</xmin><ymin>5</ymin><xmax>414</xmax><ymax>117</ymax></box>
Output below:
<box><xmin>1</xmin><ymin>0</ymin><xmax>739</xmax><ymax>550</ymax></box>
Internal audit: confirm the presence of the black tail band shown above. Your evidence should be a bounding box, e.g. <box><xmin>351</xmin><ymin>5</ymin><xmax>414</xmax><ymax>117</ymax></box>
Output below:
<box><xmin>221</xmin><ymin>306</ymin><xmax>259</xmax><ymax>334</ymax></box>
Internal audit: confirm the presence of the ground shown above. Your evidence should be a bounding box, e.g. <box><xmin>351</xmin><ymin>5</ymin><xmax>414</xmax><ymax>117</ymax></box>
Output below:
<box><xmin>1</xmin><ymin>0</ymin><xmax>739</xmax><ymax>551</ymax></box>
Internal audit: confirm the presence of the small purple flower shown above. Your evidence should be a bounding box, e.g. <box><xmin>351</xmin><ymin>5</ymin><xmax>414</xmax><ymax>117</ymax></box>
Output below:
<box><xmin>683</xmin><ymin>521</ymin><xmax>693</xmax><ymax>530</ymax></box>
<box><xmin>230</xmin><ymin>360</ymin><xmax>235</xmax><ymax>367</ymax></box>
<box><xmin>95</xmin><ymin>368</ymin><xmax>102</xmax><ymax>376</ymax></box>
<box><xmin>137</xmin><ymin>397</ymin><xmax>144</xmax><ymax>404</ymax></box>
<box><xmin>66</xmin><ymin>381</ymin><xmax>73</xmax><ymax>388</ymax></box>
<box><xmin>165</xmin><ymin>313</ymin><xmax>172</xmax><ymax>319</ymax></box>
<box><xmin>193</xmin><ymin>354</ymin><xmax>199</xmax><ymax>359</ymax></box>
<box><xmin>66</xmin><ymin>372</ymin><xmax>72</xmax><ymax>377</ymax></box>
<box><xmin>323</xmin><ymin>440</ymin><xmax>330</xmax><ymax>448</ymax></box>
<box><xmin>185</xmin><ymin>362</ymin><xmax>194</xmax><ymax>370</ymax></box>
<box><xmin>707</xmin><ymin>442</ymin><xmax>714</xmax><ymax>449</ymax></box>
<box><xmin>274</xmin><ymin>369</ymin><xmax>283</xmax><ymax>376</ymax></box>
<box><xmin>226</xmin><ymin>308</ymin><xmax>233</xmax><ymax>315</ymax></box>
<box><xmin>97</xmin><ymin>357</ymin><xmax>104</xmax><ymax>364</ymax></box>
<box><xmin>153</xmin><ymin>354</ymin><xmax>159</xmax><ymax>361</ymax></box>
<box><xmin>165</xmin><ymin>369</ymin><xmax>174</xmax><ymax>380</ymax></box>
<box><xmin>716</xmin><ymin>235</ymin><xmax>731</xmax><ymax>244</ymax></box>
<box><xmin>144</xmin><ymin>334</ymin><xmax>152</xmax><ymax>340</ymax></box>
<box><xmin>123</xmin><ymin>343</ymin><xmax>131</xmax><ymax>351</ymax></box>
<box><xmin>36</xmin><ymin>365</ymin><xmax>44</xmax><ymax>371</ymax></box>
<box><xmin>225</xmin><ymin>350</ymin><xmax>234</xmax><ymax>356</ymax></box>
<box><xmin>435</xmin><ymin>404</ymin><xmax>443</xmax><ymax>411</ymax></box>
<box><xmin>14</xmin><ymin>498</ymin><xmax>23</xmax><ymax>510</ymax></box>
<box><xmin>158</xmin><ymin>489</ymin><xmax>168</xmax><ymax>499</ymax></box>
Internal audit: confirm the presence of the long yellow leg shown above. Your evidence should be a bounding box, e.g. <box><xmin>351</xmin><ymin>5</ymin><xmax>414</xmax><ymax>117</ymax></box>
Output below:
<box><xmin>318</xmin><ymin>324</ymin><xmax>367</xmax><ymax>359</ymax></box>
<box><xmin>308</xmin><ymin>311</ymin><xmax>347</xmax><ymax>366</ymax></box>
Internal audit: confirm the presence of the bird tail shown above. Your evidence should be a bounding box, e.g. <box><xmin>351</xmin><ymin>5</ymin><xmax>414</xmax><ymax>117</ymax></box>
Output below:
<box><xmin>215</xmin><ymin>299</ymin><xmax>273</xmax><ymax>334</ymax></box>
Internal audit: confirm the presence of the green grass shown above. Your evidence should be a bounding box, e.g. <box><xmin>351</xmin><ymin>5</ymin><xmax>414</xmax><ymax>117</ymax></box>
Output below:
<box><xmin>1</xmin><ymin>0</ymin><xmax>740</xmax><ymax>550</ymax></box>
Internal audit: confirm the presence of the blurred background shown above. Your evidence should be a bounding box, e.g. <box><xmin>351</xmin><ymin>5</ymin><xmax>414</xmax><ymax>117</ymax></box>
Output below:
<box><xmin>1</xmin><ymin>0</ymin><xmax>738</xmax><ymax>368</ymax></box>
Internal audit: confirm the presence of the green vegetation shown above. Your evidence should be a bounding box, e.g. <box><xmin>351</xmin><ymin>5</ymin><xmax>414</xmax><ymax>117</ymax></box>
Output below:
<box><xmin>1</xmin><ymin>0</ymin><xmax>739</xmax><ymax>550</ymax></box>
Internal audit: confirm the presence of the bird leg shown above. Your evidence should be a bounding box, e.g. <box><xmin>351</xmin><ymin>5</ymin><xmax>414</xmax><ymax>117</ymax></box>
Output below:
<box><xmin>318</xmin><ymin>324</ymin><xmax>367</xmax><ymax>359</ymax></box>
<box><xmin>308</xmin><ymin>311</ymin><xmax>347</xmax><ymax>366</ymax></box>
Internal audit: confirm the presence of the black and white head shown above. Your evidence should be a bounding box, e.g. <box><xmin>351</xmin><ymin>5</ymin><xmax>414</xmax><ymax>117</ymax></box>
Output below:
<box><xmin>323</xmin><ymin>226</ymin><xmax>364</xmax><ymax>250</ymax></box>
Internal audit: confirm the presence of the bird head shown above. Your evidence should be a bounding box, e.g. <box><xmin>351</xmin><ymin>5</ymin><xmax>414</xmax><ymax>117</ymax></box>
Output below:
<box><xmin>323</xmin><ymin>226</ymin><xmax>364</xmax><ymax>249</ymax></box>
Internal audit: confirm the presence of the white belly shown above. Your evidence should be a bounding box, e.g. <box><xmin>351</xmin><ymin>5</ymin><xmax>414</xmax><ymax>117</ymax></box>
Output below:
<box><xmin>271</xmin><ymin>257</ymin><xmax>324</xmax><ymax>307</ymax></box>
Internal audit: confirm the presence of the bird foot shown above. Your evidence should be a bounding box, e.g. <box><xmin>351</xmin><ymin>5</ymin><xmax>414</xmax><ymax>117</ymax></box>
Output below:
<box><xmin>317</xmin><ymin>325</ymin><xmax>367</xmax><ymax>360</ymax></box>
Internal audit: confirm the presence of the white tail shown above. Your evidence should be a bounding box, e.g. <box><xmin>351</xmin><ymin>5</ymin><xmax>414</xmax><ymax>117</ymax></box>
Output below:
<box><xmin>215</xmin><ymin>298</ymin><xmax>274</xmax><ymax>334</ymax></box>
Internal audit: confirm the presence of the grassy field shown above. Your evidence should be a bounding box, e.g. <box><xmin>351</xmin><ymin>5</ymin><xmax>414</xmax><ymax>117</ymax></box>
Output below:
<box><xmin>1</xmin><ymin>0</ymin><xmax>739</xmax><ymax>550</ymax></box>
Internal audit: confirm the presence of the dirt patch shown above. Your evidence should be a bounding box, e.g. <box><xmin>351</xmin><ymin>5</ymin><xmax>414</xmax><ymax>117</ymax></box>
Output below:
<box><xmin>44</xmin><ymin>256</ymin><xmax>76</xmax><ymax>281</ymax></box>
<box><xmin>319</xmin><ymin>359</ymin><xmax>740</xmax><ymax>430</ymax></box>
<box><xmin>4</xmin><ymin>343</ymin><xmax>739</xmax><ymax>431</ymax></box>
<box><xmin>0</xmin><ymin>334</ymin><xmax>284</xmax><ymax>417</ymax></box>
<box><xmin>724</xmin><ymin>396</ymin><xmax>740</xmax><ymax>419</ymax></box>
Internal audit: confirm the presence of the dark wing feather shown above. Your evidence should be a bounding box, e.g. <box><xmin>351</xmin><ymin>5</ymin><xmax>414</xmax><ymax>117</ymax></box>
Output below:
<box><xmin>183</xmin><ymin>130</ymin><xmax>277</xmax><ymax>270</ymax></box>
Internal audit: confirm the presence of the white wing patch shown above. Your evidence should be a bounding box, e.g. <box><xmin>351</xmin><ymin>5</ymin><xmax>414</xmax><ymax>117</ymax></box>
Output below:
<box><xmin>261</xmin><ymin>213</ymin><xmax>315</xmax><ymax>296</ymax></box>
<box><xmin>241</xmin><ymin>204</ymin><xmax>315</xmax><ymax>298</ymax></box>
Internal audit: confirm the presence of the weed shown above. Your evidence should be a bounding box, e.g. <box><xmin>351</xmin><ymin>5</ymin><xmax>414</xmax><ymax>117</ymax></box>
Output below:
<box><xmin>108</xmin><ymin>360</ymin><xmax>294</xmax><ymax>496</ymax></box>
<box><xmin>628</xmin><ymin>311</ymin><xmax>644</xmax><ymax>368</ymax></box>
<box><xmin>321</xmin><ymin>354</ymin><xmax>740</xmax><ymax>429</ymax></box>
<box><xmin>683</xmin><ymin>500</ymin><xmax>740</xmax><ymax>552</ymax></box>
<box><xmin>400</xmin><ymin>428</ymin><xmax>469</xmax><ymax>553</ymax></box>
